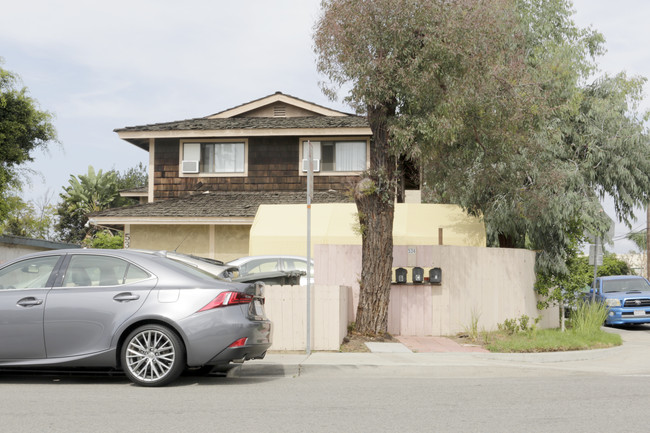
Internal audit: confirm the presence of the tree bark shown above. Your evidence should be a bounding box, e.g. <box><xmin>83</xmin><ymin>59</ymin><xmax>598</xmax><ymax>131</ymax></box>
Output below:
<box><xmin>353</xmin><ymin>104</ymin><xmax>396</xmax><ymax>336</ymax></box>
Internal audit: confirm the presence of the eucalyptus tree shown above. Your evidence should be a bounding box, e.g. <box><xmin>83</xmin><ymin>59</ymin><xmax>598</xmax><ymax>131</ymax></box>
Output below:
<box><xmin>423</xmin><ymin>1</ymin><xmax>650</xmax><ymax>279</ymax></box>
<box><xmin>315</xmin><ymin>0</ymin><xmax>546</xmax><ymax>335</ymax></box>
<box><xmin>314</xmin><ymin>0</ymin><xmax>650</xmax><ymax>335</ymax></box>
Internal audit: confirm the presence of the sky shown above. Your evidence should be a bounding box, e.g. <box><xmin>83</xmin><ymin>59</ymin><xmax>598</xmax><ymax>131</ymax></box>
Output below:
<box><xmin>0</xmin><ymin>0</ymin><xmax>648</xmax><ymax>253</ymax></box>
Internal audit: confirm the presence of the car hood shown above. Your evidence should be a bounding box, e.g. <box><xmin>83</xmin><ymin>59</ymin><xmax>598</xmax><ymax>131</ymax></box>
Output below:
<box><xmin>602</xmin><ymin>290</ymin><xmax>650</xmax><ymax>300</ymax></box>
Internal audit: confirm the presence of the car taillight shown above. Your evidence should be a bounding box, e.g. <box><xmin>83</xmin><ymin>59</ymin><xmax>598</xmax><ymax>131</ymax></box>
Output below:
<box><xmin>229</xmin><ymin>338</ymin><xmax>248</xmax><ymax>348</ymax></box>
<box><xmin>198</xmin><ymin>291</ymin><xmax>254</xmax><ymax>312</ymax></box>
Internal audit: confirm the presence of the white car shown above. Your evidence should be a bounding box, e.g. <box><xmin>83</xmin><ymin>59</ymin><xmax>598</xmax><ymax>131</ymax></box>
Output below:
<box><xmin>228</xmin><ymin>255</ymin><xmax>314</xmax><ymax>285</ymax></box>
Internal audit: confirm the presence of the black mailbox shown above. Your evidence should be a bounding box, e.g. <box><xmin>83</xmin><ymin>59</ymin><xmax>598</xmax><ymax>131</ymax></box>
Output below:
<box><xmin>395</xmin><ymin>268</ymin><xmax>407</xmax><ymax>284</ymax></box>
<box><xmin>429</xmin><ymin>267</ymin><xmax>442</xmax><ymax>284</ymax></box>
<box><xmin>412</xmin><ymin>267</ymin><xmax>424</xmax><ymax>284</ymax></box>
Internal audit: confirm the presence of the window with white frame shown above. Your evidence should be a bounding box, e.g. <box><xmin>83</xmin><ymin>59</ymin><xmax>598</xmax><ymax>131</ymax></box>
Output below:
<box><xmin>181</xmin><ymin>141</ymin><xmax>246</xmax><ymax>175</ymax></box>
<box><xmin>302</xmin><ymin>140</ymin><xmax>366</xmax><ymax>173</ymax></box>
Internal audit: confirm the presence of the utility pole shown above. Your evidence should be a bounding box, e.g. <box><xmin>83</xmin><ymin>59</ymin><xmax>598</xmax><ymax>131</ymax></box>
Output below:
<box><xmin>647</xmin><ymin>204</ymin><xmax>649</xmax><ymax>279</ymax></box>
<box><xmin>306</xmin><ymin>141</ymin><xmax>314</xmax><ymax>355</ymax></box>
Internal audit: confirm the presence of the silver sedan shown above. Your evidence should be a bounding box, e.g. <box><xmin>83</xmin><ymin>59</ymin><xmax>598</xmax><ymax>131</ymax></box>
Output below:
<box><xmin>0</xmin><ymin>249</ymin><xmax>272</xmax><ymax>386</ymax></box>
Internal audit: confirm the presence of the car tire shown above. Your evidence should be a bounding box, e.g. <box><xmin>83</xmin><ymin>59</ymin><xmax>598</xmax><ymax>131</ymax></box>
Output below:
<box><xmin>121</xmin><ymin>324</ymin><xmax>185</xmax><ymax>387</ymax></box>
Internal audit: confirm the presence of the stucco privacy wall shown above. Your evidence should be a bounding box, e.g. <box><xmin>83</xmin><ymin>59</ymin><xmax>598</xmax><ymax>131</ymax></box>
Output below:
<box><xmin>314</xmin><ymin>244</ymin><xmax>559</xmax><ymax>336</ymax></box>
<box><xmin>248</xmin><ymin>203</ymin><xmax>486</xmax><ymax>256</ymax></box>
<box><xmin>126</xmin><ymin>224</ymin><xmax>249</xmax><ymax>262</ymax></box>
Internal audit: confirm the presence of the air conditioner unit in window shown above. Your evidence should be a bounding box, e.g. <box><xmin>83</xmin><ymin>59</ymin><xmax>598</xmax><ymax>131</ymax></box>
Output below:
<box><xmin>302</xmin><ymin>158</ymin><xmax>320</xmax><ymax>172</ymax></box>
<box><xmin>182</xmin><ymin>160</ymin><xmax>199</xmax><ymax>173</ymax></box>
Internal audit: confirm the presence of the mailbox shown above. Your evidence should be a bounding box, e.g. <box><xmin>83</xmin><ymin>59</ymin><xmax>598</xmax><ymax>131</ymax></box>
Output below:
<box><xmin>429</xmin><ymin>267</ymin><xmax>442</xmax><ymax>284</ymax></box>
<box><xmin>395</xmin><ymin>268</ymin><xmax>407</xmax><ymax>284</ymax></box>
<box><xmin>412</xmin><ymin>267</ymin><xmax>424</xmax><ymax>284</ymax></box>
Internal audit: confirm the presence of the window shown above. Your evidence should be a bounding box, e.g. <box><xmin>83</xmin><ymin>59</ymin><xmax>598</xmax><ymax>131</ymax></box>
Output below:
<box><xmin>302</xmin><ymin>140</ymin><xmax>367</xmax><ymax>173</ymax></box>
<box><xmin>0</xmin><ymin>256</ymin><xmax>60</xmax><ymax>290</ymax></box>
<box><xmin>63</xmin><ymin>255</ymin><xmax>150</xmax><ymax>287</ymax></box>
<box><xmin>181</xmin><ymin>141</ymin><xmax>246</xmax><ymax>175</ymax></box>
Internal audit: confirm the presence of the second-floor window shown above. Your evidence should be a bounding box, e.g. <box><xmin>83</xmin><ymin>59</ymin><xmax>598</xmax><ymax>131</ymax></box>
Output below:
<box><xmin>301</xmin><ymin>140</ymin><xmax>367</xmax><ymax>173</ymax></box>
<box><xmin>181</xmin><ymin>140</ymin><xmax>247</xmax><ymax>175</ymax></box>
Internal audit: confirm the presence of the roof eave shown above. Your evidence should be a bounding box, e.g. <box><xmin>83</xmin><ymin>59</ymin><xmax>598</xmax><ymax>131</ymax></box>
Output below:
<box><xmin>90</xmin><ymin>216</ymin><xmax>256</xmax><ymax>226</ymax></box>
<box><xmin>116</xmin><ymin>127</ymin><xmax>372</xmax><ymax>141</ymax></box>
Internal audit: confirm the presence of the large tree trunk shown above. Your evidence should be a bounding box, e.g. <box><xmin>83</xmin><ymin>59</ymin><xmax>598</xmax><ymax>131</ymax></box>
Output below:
<box><xmin>354</xmin><ymin>104</ymin><xmax>396</xmax><ymax>336</ymax></box>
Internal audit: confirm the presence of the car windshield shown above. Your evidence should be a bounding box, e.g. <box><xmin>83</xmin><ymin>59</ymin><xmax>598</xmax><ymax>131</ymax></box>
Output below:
<box><xmin>602</xmin><ymin>278</ymin><xmax>650</xmax><ymax>293</ymax></box>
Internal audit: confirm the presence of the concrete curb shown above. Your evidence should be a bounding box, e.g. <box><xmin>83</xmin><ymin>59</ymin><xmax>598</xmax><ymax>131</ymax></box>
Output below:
<box><xmin>229</xmin><ymin>344</ymin><xmax>625</xmax><ymax>378</ymax></box>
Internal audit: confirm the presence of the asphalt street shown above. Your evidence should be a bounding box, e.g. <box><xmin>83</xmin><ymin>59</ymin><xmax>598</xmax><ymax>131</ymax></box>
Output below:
<box><xmin>1</xmin><ymin>326</ymin><xmax>649</xmax><ymax>432</ymax></box>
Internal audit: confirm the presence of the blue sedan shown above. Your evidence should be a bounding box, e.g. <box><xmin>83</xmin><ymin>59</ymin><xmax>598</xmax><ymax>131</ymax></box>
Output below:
<box><xmin>588</xmin><ymin>275</ymin><xmax>650</xmax><ymax>325</ymax></box>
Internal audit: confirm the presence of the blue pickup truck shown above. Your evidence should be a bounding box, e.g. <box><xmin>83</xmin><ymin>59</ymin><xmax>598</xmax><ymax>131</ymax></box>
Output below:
<box><xmin>587</xmin><ymin>275</ymin><xmax>650</xmax><ymax>325</ymax></box>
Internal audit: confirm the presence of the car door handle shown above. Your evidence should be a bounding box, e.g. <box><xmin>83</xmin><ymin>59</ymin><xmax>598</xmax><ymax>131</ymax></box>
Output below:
<box><xmin>17</xmin><ymin>297</ymin><xmax>44</xmax><ymax>307</ymax></box>
<box><xmin>113</xmin><ymin>292</ymin><xmax>140</xmax><ymax>302</ymax></box>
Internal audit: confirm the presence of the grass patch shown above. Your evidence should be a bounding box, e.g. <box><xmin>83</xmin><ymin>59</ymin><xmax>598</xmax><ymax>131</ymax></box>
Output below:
<box><xmin>463</xmin><ymin>303</ymin><xmax>622</xmax><ymax>353</ymax></box>
<box><xmin>485</xmin><ymin>328</ymin><xmax>621</xmax><ymax>353</ymax></box>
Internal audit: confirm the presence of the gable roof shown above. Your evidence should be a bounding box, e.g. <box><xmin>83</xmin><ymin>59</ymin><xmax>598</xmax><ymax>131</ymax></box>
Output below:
<box><xmin>207</xmin><ymin>92</ymin><xmax>352</xmax><ymax>118</ymax></box>
<box><xmin>114</xmin><ymin>92</ymin><xmax>371</xmax><ymax>150</ymax></box>
<box><xmin>89</xmin><ymin>190</ymin><xmax>351</xmax><ymax>225</ymax></box>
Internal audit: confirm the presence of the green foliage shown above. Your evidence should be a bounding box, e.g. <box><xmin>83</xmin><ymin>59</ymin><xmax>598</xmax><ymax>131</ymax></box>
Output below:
<box><xmin>568</xmin><ymin>301</ymin><xmax>609</xmax><ymax>334</ymax></box>
<box><xmin>537</xmin><ymin>250</ymin><xmax>632</xmax><ymax>309</ymax></box>
<box><xmin>497</xmin><ymin>315</ymin><xmax>540</xmax><ymax>336</ymax></box>
<box><xmin>56</xmin><ymin>165</ymin><xmax>146</xmax><ymax>244</ymax></box>
<box><xmin>486</xmin><ymin>327</ymin><xmax>621</xmax><ymax>353</ymax></box>
<box><xmin>0</xmin><ymin>59</ymin><xmax>57</xmax><ymax>219</ymax></box>
<box><xmin>463</xmin><ymin>309</ymin><xmax>481</xmax><ymax>342</ymax></box>
<box><xmin>83</xmin><ymin>230</ymin><xmax>123</xmax><ymax>249</ymax></box>
<box><xmin>116</xmin><ymin>162</ymin><xmax>148</xmax><ymax>191</ymax></box>
<box><xmin>0</xmin><ymin>191</ymin><xmax>57</xmax><ymax>240</ymax></box>
<box><xmin>627</xmin><ymin>230</ymin><xmax>647</xmax><ymax>253</ymax></box>
<box><xmin>420</xmin><ymin>1</ymin><xmax>650</xmax><ymax>277</ymax></box>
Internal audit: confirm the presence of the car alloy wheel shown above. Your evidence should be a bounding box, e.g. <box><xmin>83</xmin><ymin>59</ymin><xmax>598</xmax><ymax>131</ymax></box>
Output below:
<box><xmin>121</xmin><ymin>324</ymin><xmax>185</xmax><ymax>387</ymax></box>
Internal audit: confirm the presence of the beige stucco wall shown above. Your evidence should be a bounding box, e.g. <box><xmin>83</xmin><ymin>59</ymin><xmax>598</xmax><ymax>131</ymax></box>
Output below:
<box><xmin>249</xmin><ymin>203</ymin><xmax>486</xmax><ymax>256</ymax></box>
<box><xmin>212</xmin><ymin>225</ymin><xmax>251</xmax><ymax>262</ymax></box>
<box><xmin>127</xmin><ymin>224</ymin><xmax>249</xmax><ymax>262</ymax></box>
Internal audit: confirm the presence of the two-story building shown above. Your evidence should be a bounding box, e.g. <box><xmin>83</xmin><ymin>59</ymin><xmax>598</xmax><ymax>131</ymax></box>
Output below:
<box><xmin>91</xmin><ymin>92</ymin><xmax>374</xmax><ymax>261</ymax></box>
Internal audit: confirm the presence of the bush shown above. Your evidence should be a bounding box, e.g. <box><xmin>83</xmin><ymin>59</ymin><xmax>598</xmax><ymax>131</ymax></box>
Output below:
<box><xmin>569</xmin><ymin>300</ymin><xmax>609</xmax><ymax>334</ymax></box>
<box><xmin>83</xmin><ymin>230</ymin><xmax>124</xmax><ymax>249</ymax></box>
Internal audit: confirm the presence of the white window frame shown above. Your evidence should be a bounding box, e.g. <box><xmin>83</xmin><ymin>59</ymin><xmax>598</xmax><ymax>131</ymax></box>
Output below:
<box><xmin>179</xmin><ymin>139</ymin><xmax>248</xmax><ymax>177</ymax></box>
<box><xmin>299</xmin><ymin>137</ymin><xmax>369</xmax><ymax>176</ymax></box>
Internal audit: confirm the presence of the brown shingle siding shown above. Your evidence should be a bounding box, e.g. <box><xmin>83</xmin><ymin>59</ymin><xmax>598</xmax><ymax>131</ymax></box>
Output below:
<box><xmin>150</xmin><ymin>135</ymin><xmax>360</xmax><ymax>200</ymax></box>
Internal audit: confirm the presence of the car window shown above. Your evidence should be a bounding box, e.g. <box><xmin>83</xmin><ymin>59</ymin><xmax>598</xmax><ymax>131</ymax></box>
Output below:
<box><xmin>242</xmin><ymin>259</ymin><xmax>279</xmax><ymax>275</ymax></box>
<box><xmin>282</xmin><ymin>259</ymin><xmax>308</xmax><ymax>272</ymax></box>
<box><xmin>0</xmin><ymin>256</ymin><xmax>60</xmax><ymax>290</ymax></box>
<box><xmin>124</xmin><ymin>264</ymin><xmax>151</xmax><ymax>284</ymax></box>
<box><xmin>63</xmin><ymin>255</ymin><xmax>150</xmax><ymax>287</ymax></box>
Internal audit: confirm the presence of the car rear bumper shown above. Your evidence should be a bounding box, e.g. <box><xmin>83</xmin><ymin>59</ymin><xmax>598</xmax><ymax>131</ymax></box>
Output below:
<box><xmin>207</xmin><ymin>320</ymin><xmax>272</xmax><ymax>365</ymax></box>
<box><xmin>179</xmin><ymin>306</ymin><xmax>272</xmax><ymax>366</ymax></box>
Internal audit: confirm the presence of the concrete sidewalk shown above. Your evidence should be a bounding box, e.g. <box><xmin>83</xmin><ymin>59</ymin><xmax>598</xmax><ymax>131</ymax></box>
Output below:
<box><xmin>231</xmin><ymin>327</ymin><xmax>650</xmax><ymax>379</ymax></box>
